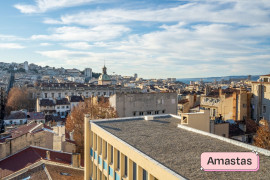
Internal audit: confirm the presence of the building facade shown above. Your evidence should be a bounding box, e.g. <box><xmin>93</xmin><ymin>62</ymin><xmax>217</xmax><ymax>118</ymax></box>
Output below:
<box><xmin>200</xmin><ymin>88</ymin><xmax>251</xmax><ymax>121</ymax></box>
<box><xmin>251</xmin><ymin>74</ymin><xmax>270</xmax><ymax>122</ymax></box>
<box><xmin>109</xmin><ymin>92</ymin><xmax>178</xmax><ymax>117</ymax></box>
<box><xmin>84</xmin><ymin>115</ymin><xmax>270</xmax><ymax>180</ymax></box>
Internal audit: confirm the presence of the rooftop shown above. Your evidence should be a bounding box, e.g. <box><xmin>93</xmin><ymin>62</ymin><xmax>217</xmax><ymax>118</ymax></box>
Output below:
<box><xmin>93</xmin><ymin>115</ymin><xmax>270</xmax><ymax>179</ymax></box>
<box><xmin>0</xmin><ymin>146</ymin><xmax>72</xmax><ymax>178</ymax></box>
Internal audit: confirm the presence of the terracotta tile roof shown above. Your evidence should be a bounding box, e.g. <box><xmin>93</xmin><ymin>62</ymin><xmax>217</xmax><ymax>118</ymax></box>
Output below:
<box><xmin>178</xmin><ymin>99</ymin><xmax>189</xmax><ymax>104</ymax></box>
<box><xmin>0</xmin><ymin>146</ymin><xmax>72</xmax><ymax>179</ymax></box>
<box><xmin>46</xmin><ymin>164</ymin><xmax>83</xmax><ymax>180</ymax></box>
<box><xmin>40</xmin><ymin>99</ymin><xmax>55</xmax><ymax>106</ymax></box>
<box><xmin>10</xmin><ymin>123</ymin><xmax>40</xmax><ymax>139</ymax></box>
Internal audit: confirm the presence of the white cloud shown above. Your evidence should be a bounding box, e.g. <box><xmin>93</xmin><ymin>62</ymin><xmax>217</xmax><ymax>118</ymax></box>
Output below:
<box><xmin>40</xmin><ymin>42</ymin><xmax>52</xmax><ymax>46</ymax></box>
<box><xmin>62</xmin><ymin>42</ymin><xmax>92</xmax><ymax>49</ymax></box>
<box><xmin>0</xmin><ymin>43</ymin><xmax>25</xmax><ymax>49</ymax></box>
<box><xmin>44</xmin><ymin>1</ymin><xmax>270</xmax><ymax>26</ymax></box>
<box><xmin>14</xmin><ymin>0</ymin><xmax>97</xmax><ymax>14</ymax></box>
<box><xmin>31</xmin><ymin>25</ymin><xmax>130</xmax><ymax>42</ymax></box>
<box><xmin>0</xmin><ymin>34</ymin><xmax>25</xmax><ymax>41</ymax></box>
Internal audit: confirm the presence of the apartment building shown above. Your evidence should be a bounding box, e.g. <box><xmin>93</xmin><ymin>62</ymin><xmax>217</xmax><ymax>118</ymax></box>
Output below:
<box><xmin>84</xmin><ymin>115</ymin><xmax>270</xmax><ymax>180</ymax></box>
<box><xmin>200</xmin><ymin>88</ymin><xmax>251</xmax><ymax>121</ymax></box>
<box><xmin>109</xmin><ymin>92</ymin><xmax>177</xmax><ymax>117</ymax></box>
<box><xmin>251</xmin><ymin>74</ymin><xmax>270</xmax><ymax>122</ymax></box>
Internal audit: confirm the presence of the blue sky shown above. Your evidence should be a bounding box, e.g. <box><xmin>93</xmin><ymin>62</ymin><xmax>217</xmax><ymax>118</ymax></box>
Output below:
<box><xmin>0</xmin><ymin>0</ymin><xmax>270</xmax><ymax>78</ymax></box>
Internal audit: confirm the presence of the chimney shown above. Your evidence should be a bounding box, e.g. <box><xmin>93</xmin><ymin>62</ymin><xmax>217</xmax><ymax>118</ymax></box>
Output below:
<box><xmin>46</xmin><ymin>151</ymin><xmax>50</xmax><ymax>160</ymax></box>
<box><xmin>219</xmin><ymin>88</ymin><xmax>222</xmax><ymax>97</ymax></box>
<box><xmin>72</xmin><ymin>153</ymin><xmax>81</xmax><ymax>168</ymax></box>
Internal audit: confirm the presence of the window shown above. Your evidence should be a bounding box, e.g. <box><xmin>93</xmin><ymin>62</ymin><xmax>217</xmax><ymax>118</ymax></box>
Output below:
<box><xmin>124</xmin><ymin>156</ymin><xmax>128</xmax><ymax>176</ymax></box>
<box><xmin>243</xmin><ymin>104</ymin><xmax>246</xmax><ymax>108</ymax></box>
<box><xmin>264</xmin><ymin>86</ymin><xmax>267</xmax><ymax>92</ymax></box>
<box><xmin>139</xmin><ymin>112</ymin><xmax>144</xmax><ymax>115</ymax></box>
<box><xmin>111</xmin><ymin>146</ymin><xmax>113</xmax><ymax>163</ymax></box>
<box><xmin>20</xmin><ymin>120</ymin><xmax>23</xmax><ymax>124</ymax></box>
<box><xmin>104</xmin><ymin>92</ymin><xmax>106</xmax><ymax>95</ymax></box>
<box><xmin>143</xmin><ymin>169</ymin><xmax>148</xmax><ymax>180</ymax></box>
<box><xmin>213</xmin><ymin>109</ymin><xmax>216</xmax><ymax>117</ymax></box>
<box><xmin>133</xmin><ymin>162</ymin><xmax>137</xmax><ymax>180</ymax></box>
<box><xmin>58</xmin><ymin>93</ymin><xmax>61</xmax><ymax>98</ymax></box>
<box><xmin>133</xmin><ymin>112</ymin><xmax>136</xmax><ymax>116</ymax></box>
<box><xmin>98</xmin><ymin>92</ymin><xmax>100</xmax><ymax>96</ymax></box>
<box><xmin>44</xmin><ymin>93</ymin><xmax>47</xmax><ymax>98</ymax></box>
<box><xmin>52</xmin><ymin>93</ymin><xmax>54</xmax><ymax>98</ymax></box>
<box><xmin>104</xmin><ymin>141</ymin><xmax>107</xmax><ymax>159</ymax></box>
<box><xmin>147</xmin><ymin>111</ymin><xmax>151</xmax><ymax>115</ymax></box>
<box><xmin>66</xmin><ymin>106</ymin><xmax>69</xmax><ymax>108</ymax></box>
<box><xmin>100</xmin><ymin>138</ymin><xmax>102</xmax><ymax>155</ymax></box>
<box><xmin>182</xmin><ymin>116</ymin><xmax>188</xmax><ymax>124</ymax></box>
<box><xmin>222</xmin><ymin>134</ymin><xmax>226</xmax><ymax>137</ymax></box>
<box><xmin>62</xmin><ymin>106</ymin><xmax>65</xmax><ymax>109</ymax></box>
<box><xmin>155</xmin><ymin>111</ymin><xmax>159</xmax><ymax>114</ymax></box>
<box><xmin>263</xmin><ymin>105</ymin><xmax>266</xmax><ymax>113</ymax></box>
<box><xmin>162</xmin><ymin>110</ymin><xmax>165</xmax><ymax>113</ymax></box>
<box><xmin>57</xmin><ymin>106</ymin><xmax>60</xmax><ymax>109</ymax></box>
<box><xmin>117</xmin><ymin>150</ymin><xmax>120</xmax><ymax>169</ymax></box>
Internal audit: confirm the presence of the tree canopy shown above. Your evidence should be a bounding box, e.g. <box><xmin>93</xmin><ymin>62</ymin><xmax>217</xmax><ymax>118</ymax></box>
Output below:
<box><xmin>66</xmin><ymin>97</ymin><xmax>117</xmax><ymax>157</ymax></box>
<box><xmin>6</xmin><ymin>87</ymin><xmax>35</xmax><ymax>115</ymax></box>
<box><xmin>253</xmin><ymin>119</ymin><xmax>270</xmax><ymax>150</ymax></box>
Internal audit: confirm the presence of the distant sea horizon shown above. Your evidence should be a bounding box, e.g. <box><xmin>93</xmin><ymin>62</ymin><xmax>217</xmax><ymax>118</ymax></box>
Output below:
<box><xmin>177</xmin><ymin>75</ymin><xmax>260</xmax><ymax>84</ymax></box>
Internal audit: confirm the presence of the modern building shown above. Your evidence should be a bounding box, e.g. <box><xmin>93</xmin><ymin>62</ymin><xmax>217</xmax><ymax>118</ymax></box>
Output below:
<box><xmin>84</xmin><ymin>114</ymin><xmax>270</xmax><ymax>180</ymax></box>
<box><xmin>251</xmin><ymin>74</ymin><xmax>270</xmax><ymax>122</ymax></box>
<box><xmin>109</xmin><ymin>92</ymin><xmax>177</xmax><ymax>117</ymax></box>
<box><xmin>24</xmin><ymin>61</ymin><xmax>28</xmax><ymax>72</ymax></box>
<box><xmin>98</xmin><ymin>66</ymin><xmax>112</xmax><ymax>85</ymax></box>
<box><xmin>85</xmin><ymin>68</ymin><xmax>93</xmax><ymax>78</ymax></box>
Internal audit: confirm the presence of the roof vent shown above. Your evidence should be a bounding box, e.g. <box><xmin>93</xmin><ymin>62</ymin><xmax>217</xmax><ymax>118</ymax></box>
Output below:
<box><xmin>144</xmin><ymin>116</ymin><xmax>154</xmax><ymax>121</ymax></box>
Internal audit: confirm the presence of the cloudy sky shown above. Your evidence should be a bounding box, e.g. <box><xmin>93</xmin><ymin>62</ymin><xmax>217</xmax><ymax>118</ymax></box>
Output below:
<box><xmin>0</xmin><ymin>0</ymin><xmax>270</xmax><ymax>78</ymax></box>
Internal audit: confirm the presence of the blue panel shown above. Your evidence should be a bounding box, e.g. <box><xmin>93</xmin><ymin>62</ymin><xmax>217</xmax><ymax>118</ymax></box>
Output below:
<box><xmin>98</xmin><ymin>156</ymin><xmax>102</xmax><ymax>165</ymax></box>
<box><xmin>103</xmin><ymin>161</ymin><xmax>108</xmax><ymax>171</ymax></box>
<box><xmin>90</xmin><ymin>148</ymin><xmax>93</xmax><ymax>157</ymax></box>
<box><xmin>94</xmin><ymin>152</ymin><xmax>97</xmax><ymax>160</ymax></box>
<box><xmin>109</xmin><ymin>166</ymin><xmax>113</xmax><ymax>177</ymax></box>
<box><xmin>115</xmin><ymin>172</ymin><xmax>120</xmax><ymax>180</ymax></box>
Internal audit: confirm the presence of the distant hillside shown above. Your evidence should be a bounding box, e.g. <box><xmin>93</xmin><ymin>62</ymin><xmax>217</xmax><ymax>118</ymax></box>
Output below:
<box><xmin>177</xmin><ymin>75</ymin><xmax>260</xmax><ymax>84</ymax></box>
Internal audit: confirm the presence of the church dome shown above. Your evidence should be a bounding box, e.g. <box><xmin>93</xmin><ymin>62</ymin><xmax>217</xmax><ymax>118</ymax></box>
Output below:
<box><xmin>98</xmin><ymin>74</ymin><xmax>111</xmax><ymax>81</ymax></box>
<box><xmin>98</xmin><ymin>65</ymin><xmax>111</xmax><ymax>82</ymax></box>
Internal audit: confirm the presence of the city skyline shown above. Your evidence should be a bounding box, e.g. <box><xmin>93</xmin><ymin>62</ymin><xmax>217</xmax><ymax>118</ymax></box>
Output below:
<box><xmin>0</xmin><ymin>0</ymin><xmax>270</xmax><ymax>78</ymax></box>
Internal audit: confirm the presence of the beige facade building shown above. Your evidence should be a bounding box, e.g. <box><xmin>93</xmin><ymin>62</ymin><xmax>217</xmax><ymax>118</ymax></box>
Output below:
<box><xmin>200</xmin><ymin>88</ymin><xmax>251</xmax><ymax>121</ymax></box>
<box><xmin>84</xmin><ymin>114</ymin><xmax>270</xmax><ymax>180</ymax></box>
<box><xmin>109</xmin><ymin>92</ymin><xmax>177</xmax><ymax>117</ymax></box>
<box><xmin>0</xmin><ymin>123</ymin><xmax>75</xmax><ymax>159</ymax></box>
<box><xmin>180</xmin><ymin>110</ymin><xmax>229</xmax><ymax>137</ymax></box>
<box><xmin>251</xmin><ymin>74</ymin><xmax>270</xmax><ymax>122</ymax></box>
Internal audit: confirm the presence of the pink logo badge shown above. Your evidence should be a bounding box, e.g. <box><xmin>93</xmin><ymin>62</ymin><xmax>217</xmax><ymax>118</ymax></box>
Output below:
<box><xmin>201</xmin><ymin>152</ymin><xmax>259</xmax><ymax>171</ymax></box>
